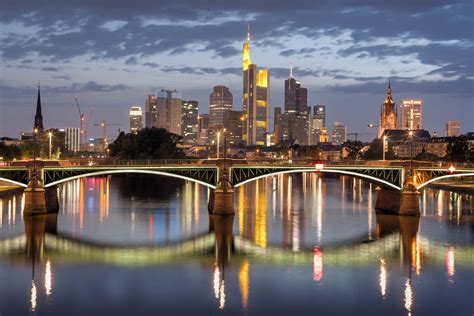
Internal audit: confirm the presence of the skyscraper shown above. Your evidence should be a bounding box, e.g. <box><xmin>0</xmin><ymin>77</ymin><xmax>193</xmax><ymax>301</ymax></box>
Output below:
<box><xmin>273</xmin><ymin>107</ymin><xmax>282</xmax><ymax>143</ymax></box>
<box><xmin>446</xmin><ymin>120</ymin><xmax>461</xmax><ymax>137</ymax></box>
<box><xmin>242</xmin><ymin>27</ymin><xmax>269</xmax><ymax>146</ymax></box>
<box><xmin>129</xmin><ymin>106</ymin><xmax>143</xmax><ymax>134</ymax></box>
<box><xmin>181</xmin><ymin>100</ymin><xmax>199</xmax><ymax>144</ymax></box>
<box><xmin>197</xmin><ymin>114</ymin><xmax>210</xmax><ymax>145</ymax></box>
<box><xmin>145</xmin><ymin>95</ymin><xmax>157</xmax><ymax>128</ymax></box>
<box><xmin>157</xmin><ymin>89</ymin><xmax>182</xmax><ymax>135</ymax></box>
<box><xmin>331</xmin><ymin>121</ymin><xmax>347</xmax><ymax>145</ymax></box>
<box><xmin>400</xmin><ymin>99</ymin><xmax>422</xmax><ymax>130</ymax></box>
<box><xmin>284</xmin><ymin>68</ymin><xmax>308</xmax><ymax>144</ymax></box>
<box><xmin>379</xmin><ymin>82</ymin><xmax>397</xmax><ymax>137</ymax></box>
<box><xmin>310</xmin><ymin>105</ymin><xmax>326</xmax><ymax>144</ymax></box>
<box><xmin>34</xmin><ymin>84</ymin><xmax>44</xmax><ymax>132</ymax></box>
<box><xmin>227</xmin><ymin>110</ymin><xmax>243</xmax><ymax>146</ymax></box>
<box><xmin>209</xmin><ymin>86</ymin><xmax>233</xmax><ymax>136</ymax></box>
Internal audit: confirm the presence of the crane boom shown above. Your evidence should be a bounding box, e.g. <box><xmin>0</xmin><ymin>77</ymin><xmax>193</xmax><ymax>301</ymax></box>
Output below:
<box><xmin>73</xmin><ymin>96</ymin><xmax>87</xmax><ymax>151</ymax></box>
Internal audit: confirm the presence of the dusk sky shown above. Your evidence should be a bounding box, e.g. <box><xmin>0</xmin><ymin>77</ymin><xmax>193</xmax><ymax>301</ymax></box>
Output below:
<box><xmin>1</xmin><ymin>0</ymin><xmax>472</xmax><ymax>140</ymax></box>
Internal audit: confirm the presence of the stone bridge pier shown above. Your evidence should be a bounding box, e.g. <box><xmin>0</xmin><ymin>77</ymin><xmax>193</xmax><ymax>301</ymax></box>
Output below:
<box><xmin>24</xmin><ymin>167</ymin><xmax>60</xmax><ymax>215</ymax></box>
<box><xmin>208</xmin><ymin>161</ymin><xmax>234</xmax><ymax>216</ymax></box>
<box><xmin>375</xmin><ymin>174</ymin><xmax>420</xmax><ymax>216</ymax></box>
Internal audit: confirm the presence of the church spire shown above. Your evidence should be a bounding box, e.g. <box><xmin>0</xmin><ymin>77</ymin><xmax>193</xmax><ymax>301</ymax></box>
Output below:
<box><xmin>34</xmin><ymin>84</ymin><xmax>44</xmax><ymax>132</ymax></box>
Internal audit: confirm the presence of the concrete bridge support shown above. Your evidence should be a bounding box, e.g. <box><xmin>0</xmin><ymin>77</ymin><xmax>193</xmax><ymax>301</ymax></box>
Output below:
<box><xmin>208</xmin><ymin>165</ymin><xmax>234</xmax><ymax>215</ymax></box>
<box><xmin>375</xmin><ymin>176</ymin><xmax>420</xmax><ymax>216</ymax></box>
<box><xmin>24</xmin><ymin>168</ymin><xmax>60</xmax><ymax>215</ymax></box>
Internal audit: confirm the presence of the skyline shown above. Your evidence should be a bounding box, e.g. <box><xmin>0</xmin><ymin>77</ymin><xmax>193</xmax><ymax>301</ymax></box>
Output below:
<box><xmin>1</xmin><ymin>1</ymin><xmax>473</xmax><ymax>139</ymax></box>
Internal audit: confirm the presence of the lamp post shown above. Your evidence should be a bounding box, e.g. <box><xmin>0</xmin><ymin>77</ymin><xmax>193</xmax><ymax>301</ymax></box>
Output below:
<box><xmin>382</xmin><ymin>135</ymin><xmax>387</xmax><ymax>161</ymax></box>
<box><xmin>223</xmin><ymin>128</ymin><xmax>227</xmax><ymax>166</ymax></box>
<box><xmin>409</xmin><ymin>130</ymin><xmax>414</xmax><ymax>175</ymax></box>
<box><xmin>33</xmin><ymin>128</ymin><xmax>38</xmax><ymax>175</ymax></box>
<box><xmin>48</xmin><ymin>131</ymin><xmax>52</xmax><ymax>160</ymax></box>
<box><xmin>216</xmin><ymin>131</ymin><xmax>221</xmax><ymax>159</ymax></box>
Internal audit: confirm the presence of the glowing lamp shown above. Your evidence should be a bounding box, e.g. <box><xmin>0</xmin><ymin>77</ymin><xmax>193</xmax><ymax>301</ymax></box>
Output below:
<box><xmin>315</xmin><ymin>163</ymin><xmax>324</xmax><ymax>170</ymax></box>
<box><xmin>448</xmin><ymin>165</ymin><xmax>456</xmax><ymax>173</ymax></box>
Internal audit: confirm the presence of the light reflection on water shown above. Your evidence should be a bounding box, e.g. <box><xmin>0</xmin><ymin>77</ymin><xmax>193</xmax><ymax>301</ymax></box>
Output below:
<box><xmin>0</xmin><ymin>173</ymin><xmax>473</xmax><ymax>315</ymax></box>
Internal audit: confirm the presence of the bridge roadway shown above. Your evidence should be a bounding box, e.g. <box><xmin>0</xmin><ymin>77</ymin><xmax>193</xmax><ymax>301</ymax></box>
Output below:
<box><xmin>0</xmin><ymin>231</ymin><xmax>472</xmax><ymax>267</ymax></box>
<box><xmin>1</xmin><ymin>160</ymin><xmax>473</xmax><ymax>191</ymax></box>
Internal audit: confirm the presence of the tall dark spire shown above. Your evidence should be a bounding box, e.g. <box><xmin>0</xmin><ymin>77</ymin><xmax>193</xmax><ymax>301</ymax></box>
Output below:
<box><xmin>34</xmin><ymin>84</ymin><xmax>44</xmax><ymax>132</ymax></box>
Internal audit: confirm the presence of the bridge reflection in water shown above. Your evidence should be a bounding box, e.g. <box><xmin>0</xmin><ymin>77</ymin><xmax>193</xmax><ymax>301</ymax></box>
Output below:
<box><xmin>0</xmin><ymin>174</ymin><xmax>473</xmax><ymax>313</ymax></box>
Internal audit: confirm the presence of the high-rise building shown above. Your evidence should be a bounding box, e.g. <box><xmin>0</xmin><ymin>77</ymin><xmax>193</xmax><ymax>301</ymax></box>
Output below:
<box><xmin>34</xmin><ymin>84</ymin><xmax>44</xmax><ymax>132</ymax></box>
<box><xmin>157</xmin><ymin>89</ymin><xmax>182</xmax><ymax>135</ymax></box>
<box><xmin>198</xmin><ymin>114</ymin><xmax>210</xmax><ymax>145</ymax></box>
<box><xmin>129</xmin><ymin>106</ymin><xmax>143</xmax><ymax>134</ymax></box>
<box><xmin>181</xmin><ymin>100</ymin><xmax>199</xmax><ymax>144</ymax></box>
<box><xmin>209</xmin><ymin>86</ymin><xmax>233</xmax><ymax>137</ymax></box>
<box><xmin>145</xmin><ymin>95</ymin><xmax>157</xmax><ymax>128</ymax></box>
<box><xmin>284</xmin><ymin>68</ymin><xmax>309</xmax><ymax>144</ymax></box>
<box><xmin>446</xmin><ymin>120</ymin><xmax>461</xmax><ymax>137</ymax></box>
<box><xmin>379</xmin><ymin>82</ymin><xmax>397</xmax><ymax>137</ymax></box>
<box><xmin>242</xmin><ymin>27</ymin><xmax>269</xmax><ymax>146</ymax></box>
<box><xmin>64</xmin><ymin>127</ymin><xmax>80</xmax><ymax>152</ymax></box>
<box><xmin>310</xmin><ymin>105</ymin><xmax>326</xmax><ymax>145</ymax></box>
<box><xmin>331</xmin><ymin>121</ymin><xmax>347</xmax><ymax>145</ymax></box>
<box><xmin>227</xmin><ymin>110</ymin><xmax>243</xmax><ymax>146</ymax></box>
<box><xmin>273</xmin><ymin>107</ymin><xmax>283</xmax><ymax>143</ymax></box>
<box><xmin>400</xmin><ymin>99</ymin><xmax>422</xmax><ymax>130</ymax></box>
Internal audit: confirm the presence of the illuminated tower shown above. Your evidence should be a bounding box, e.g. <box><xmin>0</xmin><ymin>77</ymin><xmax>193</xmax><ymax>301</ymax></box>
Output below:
<box><xmin>379</xmin><ymin>81</ymin><xmax>397</xmax><ymax>137</ymax></box>
<box><xmin>242</xmin><ymin>26</ymin><xmax>269</xmax><ymax>146</ymax></box>
<box><xmin>34</xmin><ymin>84</ymin><xmax>44</xmax><ymax>132</ymax></box>
<box><xmin>400</xmin><ymin>99</ymin><xmax>422</xmax><ymax>130</ymax></box>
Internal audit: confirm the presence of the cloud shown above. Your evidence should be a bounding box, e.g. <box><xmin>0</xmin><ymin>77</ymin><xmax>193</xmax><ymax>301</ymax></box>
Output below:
<box><xmin>142</xmin><ymin>62</ymin><xmax>159</xmax><ymax>68</ymax></box>
<box><xmin>52</xmin><ymin>74</ymin><xmax>72</xmax><ymax>80</ymax></box>
<box><xmin>41</xmin><ymin>66</ymin><xmax>61</xmax><ymax>72</ymax></box>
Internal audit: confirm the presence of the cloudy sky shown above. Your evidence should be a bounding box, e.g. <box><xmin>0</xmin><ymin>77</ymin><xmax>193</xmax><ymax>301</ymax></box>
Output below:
<box><xmin>0</xmin><ymin>0</ymin><xmax>472</xmax><ymax>140</ymax></box>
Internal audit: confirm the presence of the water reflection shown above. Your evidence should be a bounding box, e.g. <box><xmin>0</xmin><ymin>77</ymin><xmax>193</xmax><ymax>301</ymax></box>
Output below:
<box><xmin>0</xmin><ymin>174</ymin><xmax>472</xmax><ymax>315</ymax></box>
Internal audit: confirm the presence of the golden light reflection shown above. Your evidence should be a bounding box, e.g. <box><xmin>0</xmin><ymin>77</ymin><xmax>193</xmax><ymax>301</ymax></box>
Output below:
<box><xmin>213</xmin><ymin>265</ymin><xmax>220</xmax><ymax>299</ymax></box>
<box><xmin>368</xmin><ymin>184</ymin><xmax>373</xmax><ymax>240</ymax></box>
<box><xmin>404</xmin><ymin>279</ymin><xmax>413</xmax><ymax>315</ymax></box>
<box><xmin>79</xmin><ymin>179</ymin><xmax>84</xmax><ymax>229</ymax></box>
<box><xmin>446</xmin><ymin>246</ymin><xmax>455</xmax><ymax>281</ymax></box>
<box><xmin>0</xmin><ymin>199</ymin><xmax>3</xmax><ymax>228</ymax></box>
<box><xmin>238</xmin><ymin>186</ymin><xmax>245</xmax><ymax>236</ymax></box>
<box><xmin>379</xmin><ymin>258</ymin><xmax>387</xmax><ymax>298</ymax></box>
<box><xmin>45</xmin><ymin>260</ymin><xmax>52</xmax><ymax>296</ymax></box>
<box><xmin>219</xmin><ymin>280</ymin><xmax>226</xmax><ymax>310</ymax></box>
<box><xmin>312</xmin><ymin>247</ymin><xmax>323</xmax><ymax>282</ymax></box>
<box><xmin>30</xmin><ymin>279</ymin><xmax>37</xmax><ymax>312</ymax></box>
<box><xmin>411</xmin><ymin>237</ymin><xmax>422</xmax><ymax>275</ymax></box>
<box><xmin>239</xmin><ymin>259</ymin><xmax>249</xmax><ymax>311</ymax></box>
<box><xmin>316</xmin><ymin>177</ymin><xmax>322</xmax><ymax>243</ymax></box>
<box><xmin>437</xmin><ymin>191</ymin><xmax>443</xmax><ymax>218</ymax></box>
<box><xmin>255</xmin><ymin>182</ymin><xmax>267</xmax><ymax>248</ymax></box>
<box><xmin>194</xmin><ymin>182</ymin><xmax>200</xmax><ymax>227</ymax></box>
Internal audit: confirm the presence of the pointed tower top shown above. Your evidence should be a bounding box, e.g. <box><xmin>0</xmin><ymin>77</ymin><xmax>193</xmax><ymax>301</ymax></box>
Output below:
<box><xmin>247</xmin><ymin>24</ymin><xmax>250</xmax><ymax>42</ymax></box>
<box><xmin>289</xmin><ymin>62</ymin><xmax>293</xmax><ymax>78</ymax></box>
<box><xmin>34</xmin><ymin>84</ymin><xmax>44</xmax><ymax>132</ymax></box>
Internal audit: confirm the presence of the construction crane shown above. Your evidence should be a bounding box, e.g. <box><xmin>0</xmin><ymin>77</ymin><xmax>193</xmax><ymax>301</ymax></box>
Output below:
<box><xmin>73</xmin><ymin>96</ymin><xmax>86</xmax><ymax>151</ymax></box>
<box><xmin>347</xmin><ymin>132</ymin><xmax>372</xmax><ymax>142</ymax></box>
<box><xmin>93</xmin><ymin>120</ymin><xmax>123</xmax><ymax>147</ymax></box>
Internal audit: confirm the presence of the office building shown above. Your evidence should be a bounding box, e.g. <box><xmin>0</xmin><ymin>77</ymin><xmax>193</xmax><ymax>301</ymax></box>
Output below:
<box><xmin>129</xmin><ymin>106</ymin><xmax>143</xmax><ymax>134</ymax></box>
<box><xmin>284</xmin><ymin>68</ymin><xmax>309</xmax><ymax>144</ymax></box>
<box><xmin>379</xmin><ymin>82</ymin><xmax>397</xmax><ymax>137</ymax></box>
<box><xmin>198</xmin><ymin>114</ymin><xmax>210</xmax><ymax>145</ymax></box>
<box><xmin>227</xmin><ymin>110</ymin><xmax>243</xmax><ymax>146</ymax></box>
<box><xmin>400</xmin><ymin>99</ymin><xmax>422</xmax><ymax>130</ymax></box>
<box><xmin>157</xmin><ymin>89</ymin><xmax>182</xmax><ymax>135</ymax></box>
<box><xmin>446</xmin><ymin>120</ymin><xmax>461</xmax><ymax>137</ymax></box>
<box><xmin>242</xmin><ymin>27</ymin><xmax>269</xmax><ymax>145</ymax></box>
<box><xmin>181</xmin><ymin>100</ymin><xmax>199</xmax><ymax>144</ymax></box>
<box><xmin>209</xmin><ymin>86</ymin><xmax>233</xmax><ymax>137</ymax></box>
<box><xmin>331</xmin><ymin>122</ymin><xmax>347</xmax><ymax>145</ymax></box>
<box><xmin>310</xmin><ymin>105</ymin><xmax>326</xmax><ymax>145</ymax></box>
<box><xmin>145</xmin><ymin>95</ymin><xmax>157</xmax><ymax>128</ymax></box>
<box><xmin>65</xmin><ymin>127</ymin><xmax>81</xmax><ymax>152</ymax></box>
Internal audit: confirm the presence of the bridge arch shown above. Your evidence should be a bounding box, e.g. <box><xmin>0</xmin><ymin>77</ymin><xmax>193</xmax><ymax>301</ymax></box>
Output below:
<box><xmin>44</xmin><ymin>169</ymin><xmax>217</xmax><ymax>189</ymax></box>
<box><xmin>0</xmin><ymin>177</ymin><xmax>28</xmax><ymax>188</ymax></box>
<box><xmin>416</xmin><ymin>172</ymin><xmax>474</xmax><ymax>190</ymax></box>
<box><xmin>233</xmin><ymin>169</ymin><xmax>402</xmax><ymax>190</ymax></box>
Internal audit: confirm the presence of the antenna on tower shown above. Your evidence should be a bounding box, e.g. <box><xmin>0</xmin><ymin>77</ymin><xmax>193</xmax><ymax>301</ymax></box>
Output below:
<box><xmin>247</xmin><ymin>24</ymin><xmax>250</xmax><ymax>42</ymax></box>
<box><xmin>290</xmin><ymin>62</ymin><xmax>293</xmax><ymax>78</ymax></box>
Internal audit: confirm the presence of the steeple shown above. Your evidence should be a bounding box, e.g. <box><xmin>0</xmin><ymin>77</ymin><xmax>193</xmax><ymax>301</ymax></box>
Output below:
<box><xmin>384</xmin><ymin>80</ymin><xmax>394</xmax><ymax>104</ymax></box>
<box><xmin>242</xmin><ymin>25</ymin><xmax>252</xmax><ymax>70</ymax></box>
<box><xmin>34</xmin><ymin>84</ymin><xmax>44</xmax><ymax>132</ymax></box>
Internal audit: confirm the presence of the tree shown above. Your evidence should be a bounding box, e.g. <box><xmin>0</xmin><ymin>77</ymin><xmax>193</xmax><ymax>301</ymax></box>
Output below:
<box><xmin>344</xmin><ymin>141</ymin><xmax>364</xmax><ymax>160</ymax></box>
<box><xmin>108</xmin><ymin>127</ymin><xmax>185</xmax><ymax>159</ymax></box>
<box><xmin>415</xmin><ymin>147</ymin><xmax>438</xmax><ymax>161</ymax></box>
<box><xmin>363</xmin><ymin>138</ymin><xmax>395</xmax><ymax>160</ymax></box>
<box><xmin>0</xmin><ymin>142</ymin><xmax>22</xmax><ymax>161</ymax></box>
<box><xmin>445</xmin><ymin>136</ymin><xmax>471</xmax><ymax>162</ymax></box>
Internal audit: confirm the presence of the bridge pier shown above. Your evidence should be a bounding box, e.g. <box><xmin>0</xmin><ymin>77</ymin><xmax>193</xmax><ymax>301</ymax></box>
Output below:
<box><xmin>375</xmin><ymin>176</ymin><xmax>420</xmax><ymax>216</ymax></box>
<box><xmin>24</xmin><ymin>168</ymin><xmax>60</xmax><ymax>215</ymax></box>
<box><xmin>208</xmin><ymin>164</ymin><xmax>234</xmax><ymax>215</ymax></box>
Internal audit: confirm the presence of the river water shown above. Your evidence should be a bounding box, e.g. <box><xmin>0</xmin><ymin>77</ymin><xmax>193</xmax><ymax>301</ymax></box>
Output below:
<box><xmin>0</xmin><ymin>174</ymin><xmax>472</xmax><ymax>315</ymax></box>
